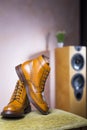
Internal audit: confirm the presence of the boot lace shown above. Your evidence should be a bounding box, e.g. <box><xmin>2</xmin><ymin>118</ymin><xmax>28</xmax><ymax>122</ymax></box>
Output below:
<box><xmin>40</xmin><ymin>70</ymin><xmax>49</xmax><ymax>91</ymax></box>
<box><xmin>10</xmin><ymin>80</ymin><xmax>24</xmax><ymax>103</ymax></box>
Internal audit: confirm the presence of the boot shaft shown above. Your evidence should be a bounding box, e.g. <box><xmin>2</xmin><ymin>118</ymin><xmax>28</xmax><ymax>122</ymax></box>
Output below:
<box><xmin>21</xmin><ymin>55</ymin><xmax>50</xmax><ymax>92</ymax></box>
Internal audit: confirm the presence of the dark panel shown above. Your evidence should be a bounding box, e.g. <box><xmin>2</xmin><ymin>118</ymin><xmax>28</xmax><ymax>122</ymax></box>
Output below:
<box><xmin>80</xmin><ymin>0</ymin><xmax>87</xmax><ymax>46</ymax></box>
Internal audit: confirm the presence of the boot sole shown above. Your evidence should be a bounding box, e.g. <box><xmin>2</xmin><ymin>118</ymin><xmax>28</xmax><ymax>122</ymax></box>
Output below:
<box><xmin>1</xmin><ymin>111</ymin><xmax>24</xmax><ymax>118</ymax></box>
<box><xmin>15</xmin><ymin>64</ymin><xmax>49</xmax><ymax>115</ymax></box>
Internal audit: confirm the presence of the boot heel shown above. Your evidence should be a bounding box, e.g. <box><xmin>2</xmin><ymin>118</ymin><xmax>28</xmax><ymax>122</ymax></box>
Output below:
<box><xmin>24</xmin><ymin>105</ymin><xmax>31</xmax><ymax>114</ymax></box>
<box><xmin>15</xmin><ymin>64</ymin><xmax>25</xmax><ymax>82</ymax></box>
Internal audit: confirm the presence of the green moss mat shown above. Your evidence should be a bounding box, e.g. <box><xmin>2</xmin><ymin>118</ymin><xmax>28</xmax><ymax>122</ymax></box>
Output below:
<box><xmin>0</xmin><ymin>109</ymin><xmax>87</xmax><ymax>130</ymax></box>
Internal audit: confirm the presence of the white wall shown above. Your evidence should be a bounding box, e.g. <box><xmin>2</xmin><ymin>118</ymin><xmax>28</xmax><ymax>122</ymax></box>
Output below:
<box><xmin>0</xmin><ymin>0</ymin><xmax>79</xmax><ymax>112</ymax></box>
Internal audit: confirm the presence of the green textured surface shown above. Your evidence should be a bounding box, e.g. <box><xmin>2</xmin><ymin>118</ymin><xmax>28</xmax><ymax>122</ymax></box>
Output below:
<box><xmin>0</xmin><ymin>109</ymin><xmax>87</xmax><ymax>130</ymax></box>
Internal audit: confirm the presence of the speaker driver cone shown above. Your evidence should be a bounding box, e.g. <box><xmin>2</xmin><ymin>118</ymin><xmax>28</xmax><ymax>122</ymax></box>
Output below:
<box><xmin>71</xmin><ymin>74</ymin><xmax>84</xmax><ymax>90</ymax></box>
<box><xmin>71</xmin><ymin>74</ymin><xmax>84</xmax><ymax>100</ymax></box>
<box><xmin>71</xmin><ymin>54</ymin><xmax>84</xmax><ymax>71</ymax></box>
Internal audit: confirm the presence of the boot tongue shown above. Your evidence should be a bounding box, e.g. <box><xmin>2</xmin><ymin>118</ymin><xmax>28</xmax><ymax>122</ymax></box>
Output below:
<box><xmin>42</xmin><ymin>55</ymin><xmax>49</xmax><ymax>64</ymax></box>
<box><xmin>38</xmin><ymin>55</ymin><xmax>49</xmax><ymax>66</ymax></box>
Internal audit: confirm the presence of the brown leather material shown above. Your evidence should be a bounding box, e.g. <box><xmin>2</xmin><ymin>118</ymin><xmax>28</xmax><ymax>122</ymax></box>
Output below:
<box><xmin>15</xmin><ymin>55</ymin><xmax>50</xmax><ymax>115</ymax></box>
<box><xmin>1</xmin><ymin>80</ymin><xmax>31</xmax><ymax>118</ymax></box>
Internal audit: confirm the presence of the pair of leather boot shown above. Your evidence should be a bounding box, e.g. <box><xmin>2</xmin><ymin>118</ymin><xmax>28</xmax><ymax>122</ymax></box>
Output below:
<box><xmin>1</xmin><ymin>55</ymin><xmax>50</xmax><ymax>118</ymax></box>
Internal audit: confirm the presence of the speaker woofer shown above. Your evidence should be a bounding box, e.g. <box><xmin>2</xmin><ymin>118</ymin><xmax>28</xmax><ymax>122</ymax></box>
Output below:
<box><xmin>71</xmin><ymin>54</ymin><xmax>84</xmax><ymax>71</ymax></box>
<box><xmin>71</xmin><ymin>74</ymin><xmax>84</xmax><ymax>100</ymax></box>
<box><xmin>71</xmin><ymin>74</ymin><xmax>84</xmax><ymax>90</ymax></box>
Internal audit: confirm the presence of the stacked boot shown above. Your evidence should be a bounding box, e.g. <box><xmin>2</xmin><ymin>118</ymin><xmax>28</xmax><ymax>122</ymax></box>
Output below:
<box><xmin>1</xmin><ymin>55</ymin><xmax>50</xmax><ymax>118</ymax></box>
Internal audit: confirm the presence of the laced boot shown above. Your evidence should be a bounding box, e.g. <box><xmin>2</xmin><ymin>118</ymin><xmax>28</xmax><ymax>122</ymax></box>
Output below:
<box><xmin>1</xmin><ymin>80</ymin><xmax>31</xmax><ymax>118</ymax></box>
<box><xmin>15</xmin><ymin>55</ymin><xmax>50</xmax><ymax>115</ymax></box>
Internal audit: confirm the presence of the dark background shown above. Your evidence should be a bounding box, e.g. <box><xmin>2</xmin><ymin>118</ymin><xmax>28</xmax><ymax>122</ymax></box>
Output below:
<box><xmin>80</xmin><ymin>0</ymin><xmax>87</xmax><ymax>46</ymax></box>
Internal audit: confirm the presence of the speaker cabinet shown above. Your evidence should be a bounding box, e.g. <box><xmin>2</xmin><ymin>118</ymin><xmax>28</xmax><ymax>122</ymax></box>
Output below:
<box><xmin>55</xmin><ymin>46</ymin><xmax>87</xmax><ymax>118</ymax></box>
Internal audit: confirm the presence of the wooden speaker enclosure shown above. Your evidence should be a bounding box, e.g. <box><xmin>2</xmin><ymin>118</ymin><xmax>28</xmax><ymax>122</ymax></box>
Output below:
<box><xmin>55</xmin><ymin>46</ymin><xmax>87</xmax><ymax>118</ymax></box>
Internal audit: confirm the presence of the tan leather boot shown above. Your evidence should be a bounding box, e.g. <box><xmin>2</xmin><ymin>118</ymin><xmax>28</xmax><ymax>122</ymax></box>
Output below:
<box><xmin>1</xmin><ymin>80</ymin><xmax>31</xmax><ymax>118</ymax></box>
<box><xmin>15</xmin><ymin>55</ymin><xmax>50</xmax><ymax>115</ymax></box>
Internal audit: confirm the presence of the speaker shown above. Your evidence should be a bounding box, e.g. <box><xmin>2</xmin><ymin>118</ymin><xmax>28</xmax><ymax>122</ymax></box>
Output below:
<box><xmin>55</xmin><ymin>46</ymin><xmax>87</xmax><ymax>118</ymax></box>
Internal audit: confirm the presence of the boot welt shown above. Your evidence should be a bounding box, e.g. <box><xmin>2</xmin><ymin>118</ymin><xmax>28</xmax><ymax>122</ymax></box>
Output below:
<box><xmin>15</xmin><ymin>65</ymin><xmax>49</xmax><ymax>115</ymax></box>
